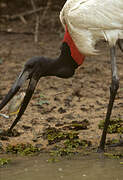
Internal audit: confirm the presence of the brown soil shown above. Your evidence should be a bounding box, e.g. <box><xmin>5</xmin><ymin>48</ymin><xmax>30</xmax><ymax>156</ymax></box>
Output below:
<box><xmin>0</xmin><ymin>16</ymin><xmax>123</xmax><ymax>151</ymax></box>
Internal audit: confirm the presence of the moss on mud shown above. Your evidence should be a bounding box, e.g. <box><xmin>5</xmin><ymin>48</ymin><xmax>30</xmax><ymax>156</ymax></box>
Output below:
<box><xmin>104</xmin><ymin>152</ymin><xmax>123</xmax><ymax>159</ymax></box>
<box><xmin>98</xmin><ymin>118</ymin><xmax>123</xmax><ymax>134</ymax></box>
<box><xmin>6</xmin><ymin>143</ymin><xmax>40</xmax><ymax>155</ymax></box>
<box><xmin>42</xmin><ymin>127</ymin><xmax>79</xmax><ymax>145</ymax></box>
<box><xmin>42</xmin><ymin>126</ymin><xmax>91</xmax><ymax>157</ymax></box>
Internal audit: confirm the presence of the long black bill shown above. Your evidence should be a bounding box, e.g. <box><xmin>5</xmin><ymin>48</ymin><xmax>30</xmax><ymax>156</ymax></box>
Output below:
<box><xmin>8</xmin><ymin>77</ymin><xmax>38</xmax><ymax>132</ymax></box>
<box><xmin>0</xmin><ymin>70</ymin><xmax>29</xmax><ymax>111</ymax></box>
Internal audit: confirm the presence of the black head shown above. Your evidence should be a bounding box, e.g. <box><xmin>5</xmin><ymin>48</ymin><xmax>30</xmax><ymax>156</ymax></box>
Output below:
<box><xmin>23</xmin><ymin>56</ymin><xmax>53</xmax><ymax>79</ymax></box>
<box><xmin>0</xmin><ymin>42</ymin><xmax>78</xmax><ymax>132</ymax></box>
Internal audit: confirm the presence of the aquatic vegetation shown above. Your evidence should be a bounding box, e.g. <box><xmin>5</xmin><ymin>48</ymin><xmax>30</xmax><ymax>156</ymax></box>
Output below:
<box><xmin>67</xmin><ymin>119</ymin><xmax>90</xmax><ymax>131</ymax></box>
<box><xmin>52</xmin><ymin>139</ymin><xmax>91</xmax><ymax>157</ymax></box>
<box><xmin>104</xmin><ymin>152</ymin><xmax>123</xmax><ymax>159</ymax></box>
<box><xmin>106</xmin><ymin>138</ymin><xmax>123</xmax><ymax>147</ymax></box>
<box><xmin>0</xmin><ymin>158</ymin><xmax>11</xmax><ymax>167</ymax></box>
<box><xmin>50</xmin><ymin>140</ymin><xmax>91</xmax><ymax>158</ymax></box>
<box><xmin>98</xmin><ymin>118</ymin><xmax>123</xmax><ymax>134</ymax></box>
<box><xmin>43</xmin><ymin>126</ymin><xmax>91</xmax><ymax>158</ymax></box>
<box><xmin>42</xmin><ymin>127</ymin><xmax>79</xmax><ymax>145</ymax></box>
<box><xmin>64</xmin><ymin>138</ymin><xmax>91</xmax><ymax>151</ymax></box>
<box><xmin>6</xmin><ymin>143</ymin><xmax>40</xmax><ymax>155</ymax></box>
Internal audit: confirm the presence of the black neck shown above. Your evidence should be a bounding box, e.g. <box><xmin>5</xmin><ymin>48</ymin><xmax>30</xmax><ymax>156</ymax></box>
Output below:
<box><xmin>45</xmin><ymin>42</ymin><xmax>78</xmax><ymax>78</ymax></box>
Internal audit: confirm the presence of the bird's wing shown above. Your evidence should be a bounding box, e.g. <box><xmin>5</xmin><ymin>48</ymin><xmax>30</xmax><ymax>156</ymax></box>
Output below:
<box><xmin>66</xmin><ymin>0</ymin><xmax>123</xmax><ymax>31</ymax></box>
<box><xmin>60</xmin><ymin>0</ymin><xmax>123</xmax><ymax>55</ymax></box>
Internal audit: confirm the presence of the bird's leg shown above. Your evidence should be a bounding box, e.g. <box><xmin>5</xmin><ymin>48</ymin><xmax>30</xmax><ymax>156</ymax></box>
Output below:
<box><xmin>98</xmin><ymin>46</ymin><xmax>119</xmax><ymax>151</ymax></box>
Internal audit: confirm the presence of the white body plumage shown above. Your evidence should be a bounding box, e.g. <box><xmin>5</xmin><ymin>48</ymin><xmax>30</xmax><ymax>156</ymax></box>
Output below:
<box><xmin>60</xmin><ymin>0</ymin><xmax>123</xmax><ymax>55</ymax></box>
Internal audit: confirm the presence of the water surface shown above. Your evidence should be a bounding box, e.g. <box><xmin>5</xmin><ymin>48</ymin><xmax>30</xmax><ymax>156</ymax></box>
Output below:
<box><xmin>0</xmin><ymin>154</ymin><xmax>123</xmax><ymax>180</ymax></box>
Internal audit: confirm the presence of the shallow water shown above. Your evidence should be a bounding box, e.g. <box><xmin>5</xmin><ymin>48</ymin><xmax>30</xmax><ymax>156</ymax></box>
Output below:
<box><xmin>0</xmin><ymin>154</ymin><xmax>123</xmax><ymax>180</ymax></box>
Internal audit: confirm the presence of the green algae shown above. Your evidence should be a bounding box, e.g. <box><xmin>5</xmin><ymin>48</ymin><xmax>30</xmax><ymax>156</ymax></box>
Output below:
<box><xmin>0</xmin><ymin>158</ymin><xmax>11</xmax><ymax>167</ymax></box>
<box><xmin>6</xmin><ymin>143</ymin><xmax>40</xmax><ymax>155</ymax></box>
<box><xmin>98</xmin><ymin>118</ymin><xmax>123</xmax><ymax>134</ymax></box>
<box><xmin>104</xmin><ymin>152</ymin><xmax>123</xmax><ymax>159</ymax></box>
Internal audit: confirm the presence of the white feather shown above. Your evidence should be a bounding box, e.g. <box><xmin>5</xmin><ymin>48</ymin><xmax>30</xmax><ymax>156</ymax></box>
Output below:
<box><xmin>60</xmin><ymin>0</ymin><xmax>123</xmax><ymax>55</ymax></box>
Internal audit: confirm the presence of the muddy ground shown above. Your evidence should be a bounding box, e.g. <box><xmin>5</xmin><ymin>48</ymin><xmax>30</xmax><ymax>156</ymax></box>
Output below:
<box><xmin>0</xmin><ymin>15</ymin><xmax>123</xmax><ymax>152</ymax></box>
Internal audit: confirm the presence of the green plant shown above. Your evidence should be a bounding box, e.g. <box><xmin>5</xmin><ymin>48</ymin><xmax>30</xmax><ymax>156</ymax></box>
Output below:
<box><xmin>42</xmin><ymin>127</ymin><xmax>78</xmax><ymax>145</ymax></box>
<box><xmin>98</xmin><ymin>118</ymin><xmax>123</xmax><ymax>134</ymax></box>
<box><xmin>0</xmin><ymin>158</ymin><xmax>11</xmax><ymax>167</ymax></box>
<box><xmin>6</xmin><ymin>143</ymin><xmax>40</xmax><ymax>155</ymax></box>
<box><xmin>104</xmin><ymin>153</ymin><xmax>123</xmax><ymax>159</ymax></box>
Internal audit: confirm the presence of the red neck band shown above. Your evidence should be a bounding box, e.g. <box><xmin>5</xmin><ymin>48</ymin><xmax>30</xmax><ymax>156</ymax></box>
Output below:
<box><xmin>63</xmin><ymin>25</ymin><xmax>85</xmax><ymax>65</ymax></box>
